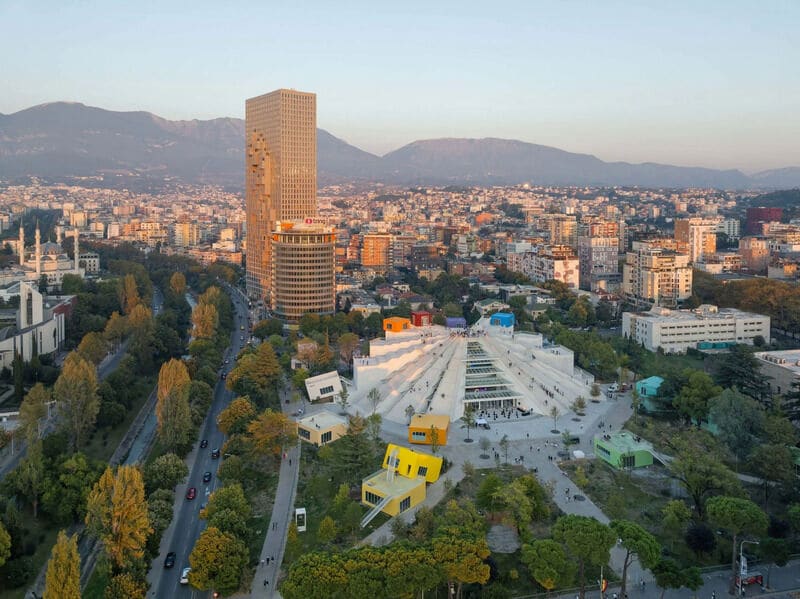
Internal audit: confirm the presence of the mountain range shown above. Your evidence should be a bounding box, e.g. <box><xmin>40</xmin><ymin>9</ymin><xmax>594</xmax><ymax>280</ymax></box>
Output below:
<box><xmin>1</xmin><ymin>102</ymin><xmax>798</xmax><ymax>189</ymax></box>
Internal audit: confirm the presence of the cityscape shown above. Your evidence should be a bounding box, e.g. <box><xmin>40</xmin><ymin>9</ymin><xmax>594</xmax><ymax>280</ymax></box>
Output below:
<box><xmin>1</xmin><ymin>2</ymin><xmax>800</xmax><ymax>599</ymax></box>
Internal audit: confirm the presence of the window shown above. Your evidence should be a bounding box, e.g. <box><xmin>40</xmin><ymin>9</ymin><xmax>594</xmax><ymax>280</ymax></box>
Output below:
<box><xmin>417</xmin><ymin>466</ymin><xmax>428</xmax><ymax>477</ymax></box>
<box><xmin>298</xmin><ymin>428</ymin><xmax>310</xmax><ymax>440</ymax></box>
<box><xmin>321</xmin><ymin>431</ymin><xmax>332</xmax><ymax>444</ymax></box>
<box><xmin>365</xmin><ymin>491</ymin><xmax>382</xmax><ymax>505</ymax></box>
<box><xmin>399</xmin><ymin>497</ymin><xmax>411</xmax><ymax>512</ymax></box>
<box><xmin>411</xmin><ymin>431</ymin><xmax>427</xmax><ymax>441</ymax></box>
<box><xmin>319</xmin><ymin>385</ymin><xmax>335</xmax><ymax>395</ymax></box>
<box><xmin>621</xmin><ymin>455</ymin><xmax>636</xmax><ymax>469</ymax></box>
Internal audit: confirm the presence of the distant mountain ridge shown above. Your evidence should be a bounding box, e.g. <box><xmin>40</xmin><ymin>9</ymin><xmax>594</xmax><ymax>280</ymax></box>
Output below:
<box><xmin>0</xmin><ymin>102</ymin><xmax>798</xmax><ymax>189</ymax></box>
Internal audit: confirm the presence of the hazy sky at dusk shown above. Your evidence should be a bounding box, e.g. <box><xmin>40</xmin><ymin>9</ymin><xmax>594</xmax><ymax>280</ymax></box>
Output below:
<box><xmin>2</xmin><ymin>0</ymin><xmax>798</xmax><ymax>171</ymax></box>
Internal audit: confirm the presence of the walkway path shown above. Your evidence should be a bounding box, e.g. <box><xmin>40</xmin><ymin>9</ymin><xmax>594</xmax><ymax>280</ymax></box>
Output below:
<box><xmin>247</xmin><ymin>385</ymin><xmax>301</xmax><ymax>599</ymax></box>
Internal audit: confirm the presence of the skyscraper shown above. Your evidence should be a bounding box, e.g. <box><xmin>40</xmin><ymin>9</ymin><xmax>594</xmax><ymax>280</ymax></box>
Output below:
<box><xmin>245</xmin><ymin>89</ymin><xmax>317</xmax><ymax>300</ymax></box>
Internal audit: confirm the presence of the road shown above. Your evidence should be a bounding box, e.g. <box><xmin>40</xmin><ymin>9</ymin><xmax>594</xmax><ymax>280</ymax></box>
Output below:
<box><xmin>148</xmin><ymin>284</ymin><xmax>250</xmax><ymax>599</ymax></box>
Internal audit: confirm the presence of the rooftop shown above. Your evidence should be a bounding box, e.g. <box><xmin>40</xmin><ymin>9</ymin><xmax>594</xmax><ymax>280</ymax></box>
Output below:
<box><xmin>409</xmin><ymin>413</ymin><xmax>450</xmax><ymax>429</ymax></box>
<box><xmin>363</xmin><ymin>469</ymin><xmax>424</xmax><ymax>497</ymax></box>
<box><xmin>596</xmin><ymin>431</ymin><xmax>653</xmax><ymax>454</ymax></box>
<box><xmin>296</xmin><ymin>411</ymin><xmax>347</xmax><ymax>431</ymax></box>
<box><xmin>633</xmin><ymin>304</ymin><xmax>766</xmax><ymax>322</ymax></box>
<box><xmin>756</xmin><ymin>349</ymin><xmax>800</xmax><ymax>375</ymax></box>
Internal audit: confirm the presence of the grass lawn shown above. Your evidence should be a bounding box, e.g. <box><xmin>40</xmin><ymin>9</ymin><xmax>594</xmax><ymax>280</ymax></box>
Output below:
<box><xmin>84</xmin><ymin>375</ymin><xmax>156</xmax><ymax>463</ymax></box>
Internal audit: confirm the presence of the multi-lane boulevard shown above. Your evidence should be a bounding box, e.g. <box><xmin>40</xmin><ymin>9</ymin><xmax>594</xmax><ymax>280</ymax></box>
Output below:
<box><xmin>148</xmin><ymin>285</ymin><xmax>250</xmax><ymax>598</ymax></box>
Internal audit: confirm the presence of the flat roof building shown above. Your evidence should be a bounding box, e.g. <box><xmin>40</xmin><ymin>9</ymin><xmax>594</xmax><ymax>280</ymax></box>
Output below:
<box><xmin>408</xmin><ymin>413</ymin><xmax>450</xmax><ymax>446</ymax></box>
<box><xmin>755</xmin><ymin>349</ymin><xmax>800</xmax><ymax>397</ymax></box>
<box><xmin>622</xmin><ymin>304</ymin><xmax>770</xmax><ymax>354</ymax></box>
<box><xmin>304</xmin><ymin>370</ymin><xmax>343</xmax><ymax>403</ymax></box>
<box><xmin>594</xmin><ymin>431</ymin><xmax>654</xmax><ymax>470</ymax></box>
<box><xmin>296</xmin><ymin>411</ymin><xmax>348</xmax><ymax>446</ymax></box>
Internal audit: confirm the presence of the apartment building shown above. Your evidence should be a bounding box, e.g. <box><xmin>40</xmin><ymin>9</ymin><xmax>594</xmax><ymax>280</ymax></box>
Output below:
<box><xmin>622</xmin><ymin>244</ymin><xmax>692</xmax><ymax>307</ymax></box>
<box><xmin>674</xmin><ymin>217</ymin><xmax>719</xmax><ymax>263</ymax></box>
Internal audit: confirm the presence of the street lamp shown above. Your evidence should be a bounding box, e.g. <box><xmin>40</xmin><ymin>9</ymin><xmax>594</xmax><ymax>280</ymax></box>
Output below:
<box><xmin>739</xmin><ymin>539</ymin><xmax>759</xmax><ymax>596</ymax></box>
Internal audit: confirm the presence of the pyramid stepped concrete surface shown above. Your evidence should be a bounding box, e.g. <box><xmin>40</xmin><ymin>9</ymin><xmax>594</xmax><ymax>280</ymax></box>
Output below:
<box><xmin>347</xmin><ymin>318</ymin><xmax>595</xmax><ymax>425</ymax></box>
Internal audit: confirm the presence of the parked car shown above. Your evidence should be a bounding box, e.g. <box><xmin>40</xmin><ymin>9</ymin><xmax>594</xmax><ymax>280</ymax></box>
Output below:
<box><xmin>164</xmin><ymin>552</ymin><xmax>176</xmax><ymax>568</ymax></box>
<box><xmin>186</xmin><ymin>487</ymin><xmax>197</xmax><ymax>500</ymax></box>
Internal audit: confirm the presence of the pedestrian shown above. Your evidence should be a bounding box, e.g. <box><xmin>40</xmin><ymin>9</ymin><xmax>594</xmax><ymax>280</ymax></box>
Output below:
<box><xmin>289</xmin><ymin>458</ymin><xmax>292</xmax><ymax>465</ymax></box>
<box><xmin>263</xmin><ymin>579</ymin><xmax>268</xmax><ymax>587</ymax></box>
<box><xmin>271</xmin><ymin>555</ymin><xmax>274</xmax><ymax>562</ymax></box>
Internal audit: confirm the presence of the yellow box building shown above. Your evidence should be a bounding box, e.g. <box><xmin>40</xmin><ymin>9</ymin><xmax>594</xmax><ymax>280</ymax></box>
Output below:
<box><xmin>360</xmin><ymin>444</ymin><xmax>443</xmax><ymax>524</ymax></box>
<box><xmin>295</xmin><ymin>412</ymin><xmax>348</xmax><ymax>447</ymax></box>
<box><xmin>408</xmin><ymin>413</ymin><xmax>450</xmax><ymax>446</ymax></box>
<box><xmin>383</xmin><ymin>316</ymin><xmax>411</xmax><ymax>332</ymax></box>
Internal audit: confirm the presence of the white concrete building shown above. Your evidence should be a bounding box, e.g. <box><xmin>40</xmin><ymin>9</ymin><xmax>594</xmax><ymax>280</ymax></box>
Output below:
<box><xmin>0</xmin><ymin>282</ymin><xmax>74</xmax><ymax>369</ymax></box>
<box><xmin>755</xmin><ymin>349</ymin><xmax>800</xmax><ymax>396</ymax></box>
<box><xmin>304</xmin><ymin>370</ymin><xmax>344</xmax><ymax>403</ymax></box>
<box><xmin>622</xmin><ymin>304</ymin><xmax>770</xmax><ymax>354</ymax></box>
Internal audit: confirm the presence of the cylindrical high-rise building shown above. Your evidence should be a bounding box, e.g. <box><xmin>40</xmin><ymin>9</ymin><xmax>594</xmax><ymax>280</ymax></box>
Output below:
<box><xmin>270</xmin><ymin>221</ymin><xmax>335</xmax><ymax>322</ymax></box>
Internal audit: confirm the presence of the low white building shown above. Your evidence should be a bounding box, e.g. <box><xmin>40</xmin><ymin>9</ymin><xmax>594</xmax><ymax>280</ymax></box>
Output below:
<box><xmin>304</xmin><ymin>370</ymin><xmax>344</xmax><ymax>403</ymax></box>
<box><xmin>622</xmin><ymin>304</ymin><xmax>770</xmax><ymax>354</ymax></box>
<box><xmin>755</xmin><ymin>350</ymin><xmax>800</xmax><ymax>397</ymax></box>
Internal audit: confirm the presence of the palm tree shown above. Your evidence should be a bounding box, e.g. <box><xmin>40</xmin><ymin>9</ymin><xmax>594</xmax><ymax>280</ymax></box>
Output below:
<box><xmin>460</xmin><ymin>405</ymin><xmax>476</xmax><ymax>442</ymax></box>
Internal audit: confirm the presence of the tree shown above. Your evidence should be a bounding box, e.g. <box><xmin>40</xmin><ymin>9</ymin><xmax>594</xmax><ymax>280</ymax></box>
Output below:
<box><xmin>460</xmin><ymin>405</ymin><xmax>476</xmax><ymax>442</ymax></box>
<box><xmin>217</xmin><ymin>397</ymin><xmax>256</xmax><ymax>435</ymax></box>
<box><xmin>144</xmin><ymin>453</ymin><xmax>188</xmax><ymax>493</ymax></box>
<box><xmin>552</xmin><ymin>515</ymin><xmax>615</xmax><ymax>599</ymax></box>
<box><xmin>610</xmin><ymin>520</ymin><xmax>661</xmax><ymax>597</ymax></box>
<box><xmin>202</xmin><ymin>483</ymin><xmax>251</xmax><ymax>523</ymax></box>
<box><xmin>192</xmin><ymin>302</ymin><xmax>218</xmax><ymax>339</ymax></box>
<box><xmin>85</xmin><ymin>465</ymin><xmax>152</xmax><ymax>569</ymax></box>
<box><xmin>338</xmin><ymin>332</ymin><xmax>360</xmax><ymax>370</ymax></box>
<box><xmin>760</xmin><ymin>537</ymin><xmax>790</xmax><ymax>588</ymax></box>
<box><xmin>429</xmin><ymin>425</ymin><xmax>440</xmax><ymax>454</ymax></box>
<box><xmin>105</xmin><ymin>573</ymin><xmax>147</xmax><ymax>599</ymax></box>
<box><xmin>253</xmin><ymin>318</ymin><xmax>283</xmax><ymax>340</ymax></box>
<box><xmin>0</xmin><ymin>522</ymin><xmax>9</xmax><ymax>569</ymax></box>
<box><xmin>247</xmin><ymin>409</ymin><xmax>293</xmax><ymax>457</ymax></box>
<box><xmin>41</xmin><ymin>452</ymin><xmax>103</xmax><ymax>525</ymax></box>
<box><xmin>479</xmin><ymin>436</ymin><xmax>491</xmax><ymax>458</ymax></box>
<box><xmin>673</xmin><ymin>370</ymin><xmax>721</xmax><ymax>423</ymax></box>
<box><xmin>367</xmin><ymin>387</ymin><xmax>381</xmax><ymax>415</ymax></box>
<box><xmin>318</xmin><ymin>515</ymin><xmax>337</xmax><ymax>544</ymax></box>
<box><xmin>668</xmin><ymin>438</ymin><xmax>741</xmax><ymax>518</ymax></box>
<box><xmin>715</xmin><ymin>345</ymin><xmax>771</xmax><ymax>402</ymax></box>
<box><xmin>77</xmin><ymin>331</ymin><xmax>108</xmax><ymax>365</ymax></box>
<box><xmin>499</xmin><ymin>434</ymin><xmax>510</xmax><ymax>463</ymax></box>
<box><xmin>103</xmin><ymin>311</ymin><xmax>128</xmax><ymax>349</ymax></box>
<box><xmin>750</xmin><ymin>443</ymin><xmax>795</xmax><ymax>502</ymax></box>
<box><xmin>476</xmin><ymin>473</ymin><xmax>503</xmax><ymax>512</ymax></box>
<box><xmin>549</xmin><ymin>405</ymin><xmax>559</xmax><ymax>431</ymax></box>
<box><xmin>14</xmin><ymin>441</ymin><xmax>45</xmax><ymax>518</ymax></box>
<box><xmin>156</xmin><ymin>358</ymin><xmax>193</xmax><ymax>452</ymax></box>
<box><xmin>54</xmin><ymin>351</ymin><xmax>100</xmax><ymax>450</ymax></box>
<box><xmin>118</xmin><ymin>273</ymin><xmax>141</xmax><ymax>314</ymax></box>
<box><xmin>661</xmin><ymin>500</ymin><xmax>692</xmax><ymax>547</ymax></box>
<box><xmin>708</xmin><ymin>388</ymin><xmax>765</xmax><ymax>462</ymax></box>
<box><xmin>188</xmin><ymin>527</ymin><xmax>248</xmax><ymax>595</ymax></box>
<box><xmin>431</xmin><ymin>533</ymin><xmax>490</xmax><ymax>599</ymax></box>
<box><xmin>336</xmin><ymin>387</ymin><xmax>350</xmax><ymax>414</ymax></box>
<box><xmin>366</xmin><ymin>412</ymin><xmax>382</xmax><ymax>447</ymax></box>
<box><xmin>43</xmin><ymin>530</ymin><xmax>80</xmax><ymax>599</ymax></box>
<box><xmin>571</xmin><ymin>396</ymin><xmax>586</xmax><ymax>415</ymax></box>
<box><xmin>652</xmin><ymin>558</ymin><xmax>702</xmax><ymax>599</ymax></box>
<box><xmin>169</xmin><ymin>271</ymin><xmax>187</xmax><ymax>296</ymax></box>
<box><xmin>521</xmin><ymin>539</ymin><xmax>573</xmax><ymax>596</ymax></box>
<box><xmin>590</xmin><ymin>383</ymin><xmax>600</xmax><ymax>398</ymax></box>
<box><xmin>19</xmin><ymin>382</ymin><xmax>50</xmax><ymax>443</ymax></box>
<box><xmin>226</xmin><ymin>343</ymin><xmax>281</xmax><ymax>405</ymax></box>
<box><xmin>706</xmin><ymin>495</ymin><xmax>768</xmax><ymax>595</ymax></box>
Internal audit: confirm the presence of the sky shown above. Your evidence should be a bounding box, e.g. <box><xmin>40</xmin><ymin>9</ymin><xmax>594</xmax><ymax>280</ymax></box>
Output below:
<box><xmin>1</xmin><ymin>0</ymin><xmax>799</xmax><ymax>171</ymax></box>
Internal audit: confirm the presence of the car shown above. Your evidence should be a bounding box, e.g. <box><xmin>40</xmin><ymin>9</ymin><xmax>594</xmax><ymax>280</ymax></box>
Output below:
<box><xmin>186</xmin><ymin>487</ymin><xmax>197</xmax><ymax>500</ymax></box>
<box><xmin>211</xmin><ymin>448</ymin><xmax>221</xmax><ymax>459</ymax></box>
<box><xmin>180</xmin><ymin>567</ymin><xmax>191</xmax><ymax>584</ymax></box>
<box><xmin>220</xmin><ymin>372</ymin><xmax>227</xmax><ymax>380</ymax></box>
<box><xmin>202</xmin><ymin>471</ymin><xmax>212</xmax><ymax>483</ymax></box>
<box><xmin>164</xmin><ymin>552</ymin><xmax>176</xmax><ymax>568</ymax></box>
<box><xmin>200</xmin><ymin>439</ymin><xmax>208</xmax><ymax>449</ymax></box>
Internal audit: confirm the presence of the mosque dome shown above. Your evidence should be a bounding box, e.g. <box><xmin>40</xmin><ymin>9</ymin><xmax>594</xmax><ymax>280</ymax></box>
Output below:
<box><xmin>41</xmin><ymin>242</ymin><xmax>63</xmax><ymax>256</ymax></box>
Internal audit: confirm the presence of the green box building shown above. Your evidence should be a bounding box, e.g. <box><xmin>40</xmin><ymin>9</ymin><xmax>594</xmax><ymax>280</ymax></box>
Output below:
<box><xmin>594</xmin><ymin>431</ymin><xmax>654</xmax><ymax>470</ymax></box>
